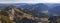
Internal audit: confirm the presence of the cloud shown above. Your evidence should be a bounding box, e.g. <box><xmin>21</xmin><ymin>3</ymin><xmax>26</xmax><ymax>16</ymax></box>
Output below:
<box><xmin>0</xmin><ymin>0</ymin><xmax>40</xmax><ymax>3</ymax></box>
<box><xmin>0</xmin><ymin>0</ymin><xmax>60</xmax><ymax>3</ymax></box>
<box><xmin>41</xmin><ymin>10</ymin><xmax>48</xmax><ymax>14</ymax></box>
<box><xmin>53</xmin><ymin>13</ymin><xmax>59</xmax><ymax>16</ymax></box>
<box><xmin>40</xmin><ymin>0</ymin><xmax>60</xmax><ymax>3</ymax></box>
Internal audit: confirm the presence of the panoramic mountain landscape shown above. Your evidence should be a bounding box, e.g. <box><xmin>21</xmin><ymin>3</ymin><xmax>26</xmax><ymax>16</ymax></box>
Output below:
<box><xmin>0</xmin><ymin>3</ymin><xmax>60</xmax><ymax>23</ymax></box>
<box><xmin>0</xmin><ymin>3</ymin><xmax>49</xmax><ymax>23</ymax></box>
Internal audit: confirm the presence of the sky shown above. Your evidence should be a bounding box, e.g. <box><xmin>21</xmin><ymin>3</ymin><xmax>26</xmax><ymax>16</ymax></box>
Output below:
<box><xmin>0</xmin><ymin>0</ymin><xmax>60</xmax><ymax>3</ymax></box>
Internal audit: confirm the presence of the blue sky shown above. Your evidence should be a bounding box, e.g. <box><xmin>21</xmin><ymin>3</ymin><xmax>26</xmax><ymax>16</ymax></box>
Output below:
<box><xmin>0</xmin><ymin>0</ymin><xmax>60</xmax><ymax>3</ymax></box>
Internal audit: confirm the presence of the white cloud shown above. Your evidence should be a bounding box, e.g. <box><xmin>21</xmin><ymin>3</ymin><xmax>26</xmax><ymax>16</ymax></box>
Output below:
<box><xmin>53</xmin><ymin>13</ymin><xmax>59</xmax><ymax>16</ymax></box>
<box><xmin>0</xmin><ymin>0</ymin><xmax>39</xmax><ymax>3</ymax></box>
<box><xmin>40</xmin><ymin>0</ymin><xmax>60</xmax><ymax>3</ymax></box>
<box><xmin>0</xmin><ymin>0</ymin><xmax>60</xmax><ymax>3</ymax></box>
<box><xmin>41</xmin><ymin>10</ymin><xmax>48</xmax><ymax>14</ymax></box>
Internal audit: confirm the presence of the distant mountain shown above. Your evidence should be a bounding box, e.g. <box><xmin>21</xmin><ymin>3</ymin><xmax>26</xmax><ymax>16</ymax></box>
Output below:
<box><xmin>0</xmin><ymin>3</ymin><xmax>48</xmax><ymax>10</ymax></box>
<box><xmin>0</xmin><ymin>3</ymin><xmax>48</xmax><ymax>14</ymax></box>
<box><xmin>49</xmin><ymin>5</ymin><xmax>60</xmax><ymax>16</ymax></box>
<box><xmin>32</xmin><ymin>3</ymin><xmax>48</xmax><ymax>13</ymax></box>
<box><xmin>16</xmin><ymin>3</ymin><xmax>48</xmax><ymax>13</ymax></box>
<box><xmin>0</xmin><ymin>3</ymin><xmax>49</xmax><ymax>17</ymax></box>
<box><xmin>46</xmin><ymin>4</ymin><xmax>60</xmax><ymax>16</ymax></box>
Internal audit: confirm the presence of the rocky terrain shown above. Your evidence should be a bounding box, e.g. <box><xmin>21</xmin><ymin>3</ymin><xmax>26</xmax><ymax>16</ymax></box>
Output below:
<box><xmin>0</xmin><ymin>5</ymin><xmax>49</xmax><ymax>23</ymax></box>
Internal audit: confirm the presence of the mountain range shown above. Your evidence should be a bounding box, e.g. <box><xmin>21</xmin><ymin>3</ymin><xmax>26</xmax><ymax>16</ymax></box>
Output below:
<box><xmin>0</xmin><ymin>3</ymin><xmax>48</xmax><ymax>14</ymax></box>
<box><xmin>0</xmin><ymin>3</ymin><xmax>60</xmax><ymax>16</ymax></box>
